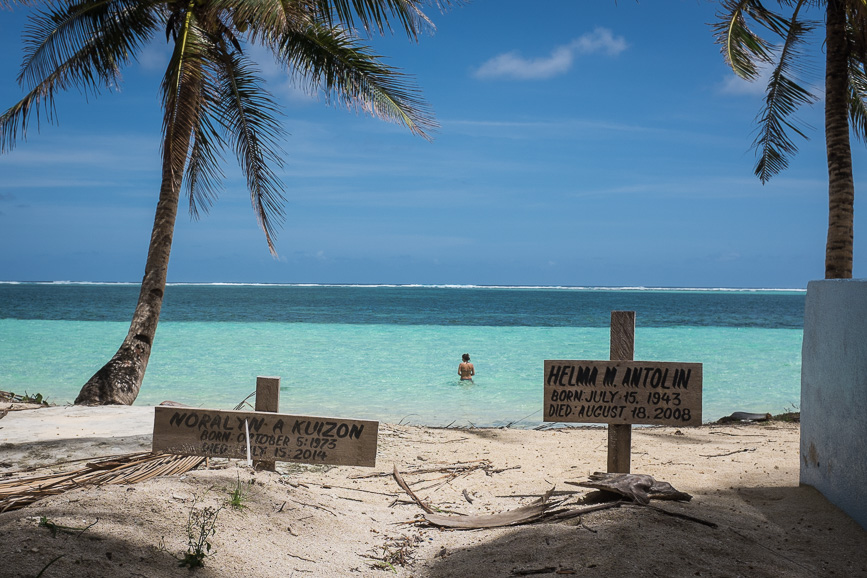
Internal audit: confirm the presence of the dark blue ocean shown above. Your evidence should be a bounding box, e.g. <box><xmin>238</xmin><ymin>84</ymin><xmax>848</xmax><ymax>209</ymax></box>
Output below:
<box><xmin>0</xmin><ymin>283</ymin><xmax>805</xmax><ymax>426</ymax></box>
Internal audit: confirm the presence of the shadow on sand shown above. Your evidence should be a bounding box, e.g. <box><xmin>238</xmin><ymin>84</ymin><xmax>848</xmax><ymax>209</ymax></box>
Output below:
<box><xmin>421</xmin><ymin>485</ymin><xmax>867</xmax><ymax>578</ymax></box>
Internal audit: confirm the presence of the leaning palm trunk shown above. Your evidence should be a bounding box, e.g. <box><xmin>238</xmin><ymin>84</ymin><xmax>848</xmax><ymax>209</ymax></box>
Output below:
<box><xmin>823</xmin><ymin>0</ymin><xmax>855</xmax><ymax>279</ymax></box>
<box><xmin>75</xmin><ymin>155</ymin><xmax>184</xmax><ymax>404</ymax></box>
<box><xmin>3</xmin><ymin>0</ymin><xmax>446</xmax><ymax>406</ymax></box>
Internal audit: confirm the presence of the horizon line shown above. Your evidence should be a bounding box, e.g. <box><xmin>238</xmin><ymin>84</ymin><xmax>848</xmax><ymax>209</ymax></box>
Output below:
<box><xmin>0</xmin><ymin>280</ymin><xmax>808</xmax><ymax>292</ymax></box>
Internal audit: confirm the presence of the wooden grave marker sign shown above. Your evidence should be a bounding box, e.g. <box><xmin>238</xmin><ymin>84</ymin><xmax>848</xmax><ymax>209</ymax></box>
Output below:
<box><xmin>152</xmin><ymin>376</ymin><xmax>378</xmax><ymax>468</ymax></box>
<box><xmin>544</xmin><ymin>311</ymin><xmax>702</xmax><ymax>473</ymax></box>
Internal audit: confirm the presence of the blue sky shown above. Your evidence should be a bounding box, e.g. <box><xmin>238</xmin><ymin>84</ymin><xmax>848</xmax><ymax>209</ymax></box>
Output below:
<box><xmin>1</xmin><ymin>0</ymin><xmax>863</xmax><ymax>288</ymax></box>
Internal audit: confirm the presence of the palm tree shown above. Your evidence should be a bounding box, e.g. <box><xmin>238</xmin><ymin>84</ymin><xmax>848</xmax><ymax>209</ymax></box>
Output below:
<box><xmin>1</xmin><ymin>0</ymin><xmax>451</xmax><ymax>404</ymax></box>
<box><xmin>714</xmin><ymin>0</ymin><xmax>866</xmax><ymax>279</ymax></box>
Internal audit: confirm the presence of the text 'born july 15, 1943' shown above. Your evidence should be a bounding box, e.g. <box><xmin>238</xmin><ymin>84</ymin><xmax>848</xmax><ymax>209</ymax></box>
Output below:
<box><xmin>543</xmin><ymin>360</ymin><xmax>703</xmax><ymax>426</ymax></box>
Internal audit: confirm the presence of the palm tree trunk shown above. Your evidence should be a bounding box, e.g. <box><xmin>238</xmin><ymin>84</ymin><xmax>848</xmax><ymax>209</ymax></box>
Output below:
<box><xmin>824</xmin><ymin>0</ymin><xmax>855</xmax><ymax>279</ymax></box>
<box><xmin>74</xmin><ymin>158</ymin><xmax>183</xmax><ymax>405</ymax></box>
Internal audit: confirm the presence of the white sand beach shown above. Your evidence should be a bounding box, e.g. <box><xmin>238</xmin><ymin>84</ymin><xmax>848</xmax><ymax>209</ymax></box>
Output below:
<box><xmin>1</xmin><ymin>405</ymin><xmax>866</xmax><ymax>577</ymax></box>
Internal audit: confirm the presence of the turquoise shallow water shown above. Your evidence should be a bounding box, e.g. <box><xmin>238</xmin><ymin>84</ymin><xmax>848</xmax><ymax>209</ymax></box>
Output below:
<box><xmin>0</xmin><ymin>293</ymin><xmax>803</xmax><ymax>426</ymax></box>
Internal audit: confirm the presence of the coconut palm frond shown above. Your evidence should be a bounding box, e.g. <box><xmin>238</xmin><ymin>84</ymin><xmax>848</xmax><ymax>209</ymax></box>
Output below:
<box><xmin>18</xmin><ymin>0</ymin><xmax>159</xmax><ymax>91</ymax></box>
<box><xmin>752</xmin><ymin>2</ymin><xmax>817</xmax><ymax>182</ymax></box>
<box><xmin>161</xmin><ymin>11</ymin><xmax>208</xmax><ymax>185</ymax></box>
<box><xmin>847</xmin><ymin>2</ymin><xmax>867</xmax><ymax>65</ymax></box>
<box><xmin>1</xmin><ymin>1</ymin><xmax>159</xmax><ymax>153</ymax></box>
<box><xmin>0</xmin><ymin>0</ymin><xmax>39</xmax><ymax>7</ymax></box>
<box><xmin>309</xmin><ymin>0</ymin><xmax>437</xmax><ymax>39</ymax></box>
<box><xmin>847</xmin><ymin>2</ymin><xmax>867</xmax><ymax>143</ymax></box>
<box><xmin>0</xmin><ymin>452</ymin><xmax>204</xmax><ymax>513</ymax></box>
<box><xmin>714</xmin><ymin>0</ymin><xmax>777</xmax><ymax>81</ymax></box>
<box><xmin>213</xmin><ymin>47</ymin><xmax>286</xmax><ymax>255</ymax></box>
<box><xmin>847</xmin><ymin>57</ymin><xmax>867</xmax><ymax>143</ymax></box>
<box><xmin>0</xmin><ymin>59</ymin><xmax>65</xmax><ymax>154</ymax></box>
<box><xmin>185</xmin><ymin>104</ymin><xmax>226</xmax><ymax>220</ymax></box>
<box><xmin>213</xmin><ymin>0</ymin><xmax>311</xmax><ymax>38</ymax></box>
<box><xmin>277</xmin><ymin>23</ymin><xmax>436</xmax><ymax>139</ymax></box>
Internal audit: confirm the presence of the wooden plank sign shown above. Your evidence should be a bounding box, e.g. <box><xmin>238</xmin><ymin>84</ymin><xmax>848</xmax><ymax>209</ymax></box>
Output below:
<box><xmin>152</xmin><ymin>407</ymin><xmax>378</xmax><ymax>467</ymax></box>
<box><xmin>544</xmin><ymin>360</ymin><xmax>702</xmax><ymax>426</ymax></box>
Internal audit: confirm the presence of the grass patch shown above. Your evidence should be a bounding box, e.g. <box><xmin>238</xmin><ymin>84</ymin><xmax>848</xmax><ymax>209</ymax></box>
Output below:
<box><xmin>37</xmin><ymin>516</ymin><xmax>97</xmax><ymax>537</ymax></box>
<box><xmin>226</xmin><ymin>473</ymin><xmax>250</xmax><ymax>511</ymax></box>
<box><xmin>0</xmin><ymin>390</ymin><xmax>51</xmax><ymax>406</ymax></box>
<box><xmin>177</xmin><ymin>496</ymin><xmax>224</xmax><ymax>569</ymax></box>
<box><xmin>772</xmin><ymin>404</ymin><xmax>800</xmax><ymax>423</ymax></box>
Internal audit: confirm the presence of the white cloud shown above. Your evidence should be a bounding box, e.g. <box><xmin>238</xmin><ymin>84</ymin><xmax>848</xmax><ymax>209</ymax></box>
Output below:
<box><xmin>719</xmin><ymin>73</ymin><xmax>768</xmax><ymax>96</ymax></box>
<box><xmin>719</xmin><ymin>67</ymin><xmax>824</xmax><ymax>104</ymax></box>
<box><xmin>474</xmin><ymin>47</ymin><xmax>573</xmax><ymax>80</ymax></box>
<box><xmin>570</xmin><ymin>28</ymin><xmax>628</xmax><ymax>56</ymax></box>
<box><xmin>715</xmin><ymin>251</ymin><xmax>742</xmax><ymax>262</ymax></box>
<box><xmin>136</xmin><ymin>42</ymin><xmax>172</xmax><ymax>72</ymax></box>
<box><xmin>473</xmin><ymin>28</ymin><xmax>627</xmax><ymax>80</ymax></box>
<box><xmin>243</xmin><ymin>44</ymin><xmax>318</xmax><ymax>105</ymax></box>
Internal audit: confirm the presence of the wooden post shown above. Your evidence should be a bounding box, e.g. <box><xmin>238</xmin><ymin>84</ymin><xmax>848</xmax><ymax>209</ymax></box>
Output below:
<box><xmin>607</xmin><ymin>311</ymin><xmax>635</xmax><ymax>473</ymax></box>
<box><xmin>253</xmin><ymin>376</ymin><xmax>280</xmax><ymax>471</ymax></box>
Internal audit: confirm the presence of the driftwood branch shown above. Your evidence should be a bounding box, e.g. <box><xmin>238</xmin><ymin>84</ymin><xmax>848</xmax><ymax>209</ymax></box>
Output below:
<box><xmin>547</xmin><ymin>501</ymin><xmax>623</xmax><ymax>521</ymax></box>
<box><xmin>575</xmin><ymin>472</ymin><xmax>692</xmax><ymax>505</ymax></box>
<box><xmin>354</xmin><ymin>460</ymin><xmax>492</xmax><ymax>479</ymax></box>
<box><xmin>423</xmin><ymin>488</ymin><xmax>558</xmax><ymax>529</ymax></box>
<box><xmin>392</xmin><ymin>467</ymin><xmax>706</xmax><ymax>531</ymax></box>
<box><xmin>700</xmin><ymin>448</ymin><xmax>756</xmax><ymax>458</ymax></box>
<box><xmin>392</xmin><ymin>465</ymin><xmax>435</xmax><ymax>514</ymax></box>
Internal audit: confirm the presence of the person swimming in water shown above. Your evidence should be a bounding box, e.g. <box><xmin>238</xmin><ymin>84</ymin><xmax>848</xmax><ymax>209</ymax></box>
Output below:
<box><xmin>458</xmin><ymin>353</ymin><xmax>475</xmax><ymax>381</ymax></box>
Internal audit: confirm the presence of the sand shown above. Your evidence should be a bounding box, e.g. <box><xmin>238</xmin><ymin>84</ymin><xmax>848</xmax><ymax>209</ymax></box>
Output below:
<box><xmin>1</xmin><ymin>405</ymin><xmax>866</xmax><ymax>578</ymax></box>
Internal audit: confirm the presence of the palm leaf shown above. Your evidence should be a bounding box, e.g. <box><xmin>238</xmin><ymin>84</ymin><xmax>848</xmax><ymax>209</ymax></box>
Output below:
<box><xmin>713</xmin><ymin>0</ymin><xmax>778</xmax><ymax>81</ymax></box>
<box><xmin>0</xmin><ymin>0</ymin><xmax>39</xmax><ymax>7</ymax></box>
<box><xmin>1</xmin><ymin>0</ymin><xmax>159</xmax><ymax>153</ymax></box>
<box><xmin>211</xmin><ymin>45</ymin><xmax>286</xmax><ymax>254</ymax></box>
<box><xmin>185</xmin><ymin>105</ymin><xmax>226</xmax><ymax>220</ymax></box>
<box><xmin>751</xmin><ymin>1</ymin><xmax>817</xmax><ymax>182</ymax></box>
<box><xmin>310</xmin><ymin>0</ymin><xmax>436</xmax><ymax>38</ymax></box>
<box><xmin>714</xmin><ymin>0</ymin><xmax>818</xmax><ymax>182</ymax></box>
<box><xmin>0</xmin><ymin>62</ymin><xmax>65</xmax><ymax>153</ymax></box>
<box><xmin>214</xmin><ymin>0</ymin><xmax>457</xmax><ymax>42</ymax></box>
<box><xmin>846</xmin><ymin>2</ymin><xmax>867</xmax><ymax>143</ymax></box>
<box><xmin>18</xmin><ymin>0</ymin><xmax>159</xmax><ymax>91</ymax></box>
<box><xmin>274</xmin><ymin>22</ymin><xmax>436</xmax><ymax>138</ymax></box>
<box><xmin>213</xmin><ymin>0</ymin><xmax>320</xmax><ymax>36</ymax></box>
<box><xmin>161</xmin><ymin>8</ymin><xmax>208</xmax><ymax>185</ymax></box>
<box><xmin>846</xmin><ymin>0</ymin><xmax>867</xmax><ymax>64</ymax></box>
<box><xmin>847</xmin><ymin>58</ymin><xmax>867</xmax><ymax>143</ymax></box>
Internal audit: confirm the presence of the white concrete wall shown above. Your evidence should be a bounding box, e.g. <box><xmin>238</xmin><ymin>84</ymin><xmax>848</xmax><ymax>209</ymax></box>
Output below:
<box><xmin>800</xmin><ymin>279</ymin><xmax>867</xmax><ymax>529</ymax></box>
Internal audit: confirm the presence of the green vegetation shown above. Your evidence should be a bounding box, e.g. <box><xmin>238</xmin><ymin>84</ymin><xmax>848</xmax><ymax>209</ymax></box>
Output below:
<box><xmin>226</xmin><ymin>473</ymin><xmax>250</xmax><ymax>512</ymax></box>
<box><xmin>37</xmin><ymin>516</ymin><xmax>97</xmax><ymax>537</ymax></box>
<box><xmin>772</xmin><ymin>404</ymin><xmax>801</xmax><ymax>422</ymax></box>
<box><xmin>180</xmin><ymin>500</ymin><xmax>224</xmax><ymax>569</ymax></box>
<box><xmin>0</xmin><ymin>391</ymin><xmax>50</xmax><ymax>406</ymax></box>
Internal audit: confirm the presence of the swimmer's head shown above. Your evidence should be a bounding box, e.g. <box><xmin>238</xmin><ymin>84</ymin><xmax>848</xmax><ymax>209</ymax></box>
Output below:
<box><xmin>462</xmin><ymin>353</ymin><xmax>470</xmax><ymax>362</ymax></box>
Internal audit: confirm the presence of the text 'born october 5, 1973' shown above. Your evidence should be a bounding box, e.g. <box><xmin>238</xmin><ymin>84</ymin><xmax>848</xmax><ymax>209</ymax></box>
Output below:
<box><xmin>152</xmin><ymin>407</ymin><xmax>379</xmax><ymax>467</ymax></box>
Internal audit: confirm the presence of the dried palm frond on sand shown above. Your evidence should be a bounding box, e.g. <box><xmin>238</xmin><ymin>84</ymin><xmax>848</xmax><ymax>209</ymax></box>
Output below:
<box><xmin>0</xmin><ymin>452</ymin><xmax>203</xmax><ymax>512</ymax></box>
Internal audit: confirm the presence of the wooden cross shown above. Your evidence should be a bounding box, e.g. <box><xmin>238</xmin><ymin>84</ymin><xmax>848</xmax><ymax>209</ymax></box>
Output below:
<box><xmin>152</xmin><ymin>376</ymin><xmax>379</xmax><ymax>468</ymax></box>
<box><xmin>544</xmin><ymin>311</ymin><xmax>703</xmax><ymax>474</ymax></box>
<box><xmin>608</xmin><ymin>311</ymin><xmax>634</xmax><ymax>473</ymax></box>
